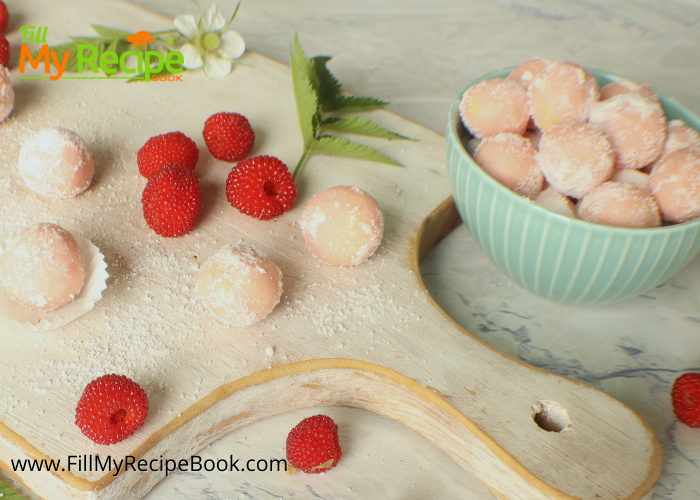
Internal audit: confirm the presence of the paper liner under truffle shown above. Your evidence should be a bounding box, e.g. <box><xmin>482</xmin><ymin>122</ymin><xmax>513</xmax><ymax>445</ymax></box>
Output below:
<box><xmin>0</xmin><ymin>235</ymin><xmax>108</xmax><ymax>331</ymax></box>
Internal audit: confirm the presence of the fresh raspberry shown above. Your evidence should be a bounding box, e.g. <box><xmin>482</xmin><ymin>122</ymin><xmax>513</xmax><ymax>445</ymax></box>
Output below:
<box><xmin>203</xmin><ymin>112</ymin><xmax>255</xmax><ymax>162</ymax></box>
<box><xmin>0</xmin><ymin>2</ymin><xmax>8</xmax><ymax>34</ymax></box>
<box><xmin>672</xmin><ymin>373</ymin><xmax>700</xmax><ymax>428</ymax></box>
<box><xmin>286</xmin><ymin>415</ymin><xmax>342</xmax><ymax>474</ymax></box>
<box><xmin>142</xmin><ymin>163</ymin><xmax>202</xmax><ymax>237</ymax></box>
<box><xmin>75</xmin><ymin>374</ymin><xmax>149</xmax><ymax>445</ymax></box>
<box><xmin>137</xmin><ymin>131</ymin><xmax>199</xmax><ymax>179</ymax></box>
<box><xmin>226</xmin><ymin>155</ymin><xmax>297</xmax><ymax>220</ymax></box>
<box><xmin>0</xmin><ymin>34</ymin><xmax>9</xmax><ymax>67</ymax></box>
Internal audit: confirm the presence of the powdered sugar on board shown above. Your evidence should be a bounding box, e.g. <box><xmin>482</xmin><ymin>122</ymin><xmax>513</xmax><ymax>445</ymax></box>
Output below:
<box><xmin>0</xmin><ymin>41</ymin><xmax>446</xmax><ymax>483</ymax></box>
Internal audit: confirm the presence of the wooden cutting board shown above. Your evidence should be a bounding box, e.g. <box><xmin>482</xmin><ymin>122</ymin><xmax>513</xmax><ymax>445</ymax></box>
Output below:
<box><xmin>0</xmin><ymin>0</ymin><xmax>662</xmax><ymax>499</ymax></box>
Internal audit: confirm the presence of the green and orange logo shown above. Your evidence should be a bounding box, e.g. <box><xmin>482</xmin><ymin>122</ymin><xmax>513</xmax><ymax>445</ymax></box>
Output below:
<box><xmin>19</xmin><ymin>26</ymin><xmax>184</xmax><ymax>81</ymax></box>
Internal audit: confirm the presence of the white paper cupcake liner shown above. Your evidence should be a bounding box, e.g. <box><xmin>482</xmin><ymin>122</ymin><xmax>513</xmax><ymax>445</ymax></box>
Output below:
<box><xmin>0</xmin><ymin>235</ymin><xmax>108</xmax><ymax>331</ymax></box>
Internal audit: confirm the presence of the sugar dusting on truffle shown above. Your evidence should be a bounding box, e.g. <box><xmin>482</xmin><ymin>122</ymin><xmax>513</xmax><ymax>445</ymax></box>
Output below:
<box><xmin>650</xmin><ymin>149</ymin><xmax>700</xmax><ymax>223</ymax></box>
<box><xmin>0</xmin><ymin>66</ymin><xmax>14</xmax><ymax>123</ymax></box>
<box><xmin>577</xmin><ymin>181</ymin><xmax>661</xmax><ymax>228</ymax></box>
<box><xmin>18</xmin><ymin>128</ymin><xmax>94</xmax><ymax>199</ymax></box>
<box><xmin>459</xmin><ymin>78</ymin><xmax>530</xmax><ymax>138</ymax></box>
<box><xmin>197</xmin><ymin>244</ymin><xmax>283</xmax><ymax>327</ymax></box>
<box><xmin>589</xmin><ymin>94</ymin><xmax>667</xmax><ymax>169</ymax></box>
<box><xmin>537</xmin><ymin>123</ymin><xmax>615</xmax><ymax>198</ymax></box>
<box><xmin>528</xmin><ymin>61</ymin><xmax>600</xmax><ymax>131</ymax></box>
<box><xmin>300</xmin><ymin>186</ymin><xmax>384</xmax><ymax>267</ymax></box>
<box><xmin>0</xmin><ymin>223</ymin><xmax>85</xmax><ymax>310</ymax></box>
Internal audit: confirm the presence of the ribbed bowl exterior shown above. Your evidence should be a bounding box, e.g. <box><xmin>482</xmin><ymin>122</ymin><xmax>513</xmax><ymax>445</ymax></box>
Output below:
<box><xmin>446</xmin><ymin>68</ymin><xmax>700</xmax><ymax>306</ymax></box>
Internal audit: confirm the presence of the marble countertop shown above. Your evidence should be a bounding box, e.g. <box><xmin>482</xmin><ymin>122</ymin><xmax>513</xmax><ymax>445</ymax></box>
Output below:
<box><xmin>2</xmin><ymin>0</ymin><xmax>699</xmax><ymax>499</ymax></box>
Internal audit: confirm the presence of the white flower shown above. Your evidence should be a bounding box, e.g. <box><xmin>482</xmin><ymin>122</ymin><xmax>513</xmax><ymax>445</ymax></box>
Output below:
<box><xmin>174</xmin><ymin>3</ymin><xmax>245</xmax><ymax>78</ymax></box>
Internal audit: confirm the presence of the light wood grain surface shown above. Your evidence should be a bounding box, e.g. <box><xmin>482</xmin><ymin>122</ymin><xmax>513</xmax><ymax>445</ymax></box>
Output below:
<box><xmin>2</xmin><ymin>1</ymin><xmax>699</xmax><ymax>499</ymax></box>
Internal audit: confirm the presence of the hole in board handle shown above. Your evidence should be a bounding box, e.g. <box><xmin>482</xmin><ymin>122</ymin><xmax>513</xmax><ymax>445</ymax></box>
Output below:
<box><xmin>533</xmin><ymin>400</ymin><xmax>571</xmax><ymax>432</ymax></box>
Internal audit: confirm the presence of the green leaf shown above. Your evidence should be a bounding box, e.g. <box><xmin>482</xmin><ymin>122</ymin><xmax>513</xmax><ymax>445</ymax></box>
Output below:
<box><xmin>45</xmin><ymin>42</ymin><xmax>80</xmax><ymax>73</ymax></box>
<box><xmin>320</xmin><ymin>116</ymin><xmax>411</xmax><ymax>140</ymax></box>
<box><xmin>106</xmin><ymin>38</ymin><xmax>118</xmax><ymax>54</ymax></box>
<box><xmin>321</xmin><ymin>95</ymin><xmax>389</xmax><ymax>113</ymax></box>
<box><xmin>309</xmin><ymin>136</ymin><xmax>403</xmax><ymax>166</ymax></box>
<box><xmin>130</xmin><ymin>43</ymin><xmax>148</xmax><ymax>54</ymax></box>
<box><xmin>90</xmin><ymin>25</ymin><xmax>133</xmax><ymax>39</ymax></box>
<box><xmin>310</xmin><ymin>56</ymin><xmax>341</xmax><ymax>106</ymax></box>
<box><xmin>115</xmin><ymin>39</ymin><xmax>132</xmax><ymax>58</ymax></box>
<box><xmin>0</xmin><ymin>479</ymin><xmax>26</xmax><ymax>499</ymax></box>
<box><xmin>102</xmin><ymin>39</ymin><xmax>120</xmax><ymax>77</ymax></box>
<box><xmin>291</xmin><ymin>34</ymin><xmax>320</xmax><ymax>148</ymax></box>
<box><xmin>159</xmin><ymin>33</ymin><xmax>177</xmax><ymax>47</ymax></box>
<box><xmin>67</xmin><ymin>38</ymin><xmax>105</xmax><ymax>68</ymax></box>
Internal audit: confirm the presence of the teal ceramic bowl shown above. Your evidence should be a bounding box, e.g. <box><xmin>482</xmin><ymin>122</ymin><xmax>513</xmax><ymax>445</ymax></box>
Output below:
<box><xmin>446</xmin><ymin>67</ymin><xmax>700</xmax><ymax>306</ymax></box>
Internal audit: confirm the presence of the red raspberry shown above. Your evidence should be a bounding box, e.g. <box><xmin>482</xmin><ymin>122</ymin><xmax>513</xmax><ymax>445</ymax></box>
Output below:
<box><xmin>142</xmin><ymin>163</ymin><xmax>202</xmax><ymax>237</ymax></box>
<box><xmin>286</xmin><ymin>415</ymin><xmax>342</xmax><ymax>474</ymax></box>
<box><xmin>0</xmin><ymin>2</ymin><xmax>8</xmax><ymax>34</ymax></box>
<box><xmin>75</xmin><ymin>374</ymin><xmax>149</xmax><ymax>445</ymax></box>
<box><xmin>137</xmin><ymin>131</ymin><xmax>199</xmax><ymax>179</ymax></box>
<box><xmin>226</xmin><ymin>155</ymin><xmax>296</xmax><ymax>220</ymax></box>
<box><xmin>672</xmin><ymin>373</ymin><xmax>700</xmax><ymax>428</ymax></box>
<box><xmin>0</xmin><ymin>34</ymin><xmax>9</xmax><ymax>67</ymax></box>
<box><xmin>202</xmin><ymin>112</ymin><xmax>255</xmax><ymax>162</ymax></box>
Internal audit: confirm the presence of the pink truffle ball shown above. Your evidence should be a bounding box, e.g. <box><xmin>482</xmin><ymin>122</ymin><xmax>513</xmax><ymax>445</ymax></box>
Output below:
<box><xmin>577</xmin><ymin>182</ymin><xmax>661</xmax><ymax>228</ymax></box>
<box><xmin>0</xmin><ymin>65</ymin><xmax>14</xmax><ymax>122</ymax></box>
<box><xmin>18</xmin><ymin>128</ymin><xmax>94</xmax><ymax>199</ymax></box>
<box><xmin>649</xmin><ymin>149</ymin><xmax>700</xmax><ymax>223</ymax></box>
<box><xmin>198</xmin><ymin>244</ymin><xmax>282</xmax><ymax>327</ymax></box>
<box><xmin>459</xmin><ymin>78</ymin><xmax>530</xmax><ymax>138</ymax></box>
<box><xmin>589</xmin><ymin>94</ymin><xmax>666</xmax><ymax>169</ymax></box>
<box><xmin>474</xmin><ymin>133</ymin><xmax>543</xmax><ymax>199</ymax></box>
<box><xmin>663</xmin><ymin>119</ymin><xmax>700</xmax><ymax>155</ymax></box>
<box><xmin>534</xmin><ymin>187</ymin><xmax>576</xmax><ymax>217</ymax></box>
<box><xmin>645</xmin><ymin>120</ymin><xmax>700</xmax><ymax>173</ymax></box>
<box><xmin>508</xmin><ymin>57</ymin><xmax>552</xmax><ymax>89</ymax></box>
<box><xmin>0</xmin><ymin>223</ymin><xmax>86</xmax><ymax>310</ymax></box>
<box><xmin>300</xmin><ymin>186</ymin><xmax>384</xmax><ymax>266</ymax></box>
<box><xmin>528</xmin><ymin>61</ymin><xmax>600</xmax><ymax>132</ymax></box>
<box><xmin>537</xmin><ymin>123</ymin><xmax>615</xmax><ymax>198</ymax></box>
<box><xmin>600</xmin><ymin>78</ymin><xmax>660</xmax><ymax>104</ymax></box>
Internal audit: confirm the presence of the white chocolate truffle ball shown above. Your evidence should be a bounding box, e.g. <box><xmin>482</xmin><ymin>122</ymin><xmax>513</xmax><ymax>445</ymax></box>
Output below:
<box><xmin>459</xmin><ymin>78</ymin><xmax>530</xmax><ymax>138</ymax></box>
<box><xmin>534</xmin><ymin>187</ymin><xmax>576</xmax><ymax>217</ymax></box>
<box><xmin>645</xmin><ymin>120</ymin><xmax>700</xmax><ymax>173</ymax></box>
<box><xmin>600</xmin><ymin>78</ymin><xmax>660</xmax><ymax>104</ymax></box>
<box><xmin>198</xmin><ymin>245</ymin><xmax>282</xmax><ymax>327</ymax></box>
<box><xmin>19</xmin><ymin>128</ymin><xmax>94</xmax><ymax>199</ymax></box>
<box><xmin>300</xmin><ymin>186</ymin><xmax>384</xmax><ymax>266</ymax></box>
<box><xmin>649</xmin><ymin>149</ymin><xmax>700</xmax><ymax>223</ymax></box>
<box><xmin>663</xmin><ymin>119</ymin><xmax>700</xmax><ymax>155</ymax></box>
<box><xmin>474</xmin><ymin>133</ymin><xmax>543</xmax><ymax>199</ymax></box>
<box><xmin>528</xmin><ymin>61</ymin><xmax>600</xmax><ymax>132</ymax></box>
<box><xmin>577</xmin><ymin>182</ymin><xmax>661</xmax><ymax>228</ymax></box>
<box><xmin>537</xmin><ymin>123</ymin><xmax>615</xmax><ymax>198</ymax></box>
<box><xmin>0</xmin><ymin>66</ymin><xmax>14</xmax><ymax>122</ymax></box>
<box><xmin>508</xmin><ymin>57</ymin><xmax>552</xmax><ymax>89</ymax></box>
<box><xmin>589</xmin><ymin>94</ymin><xmax>666</xmax><ymax>169</ymax></box>
<box><xmin>610</xmin><ymin>168</ymin><xmax>650</xmax><ymax>190</ymax></box>
<box><xmin>0</xmin><ymin>223</ymin><xmax>86</xmax><ymax>310</ymax></box>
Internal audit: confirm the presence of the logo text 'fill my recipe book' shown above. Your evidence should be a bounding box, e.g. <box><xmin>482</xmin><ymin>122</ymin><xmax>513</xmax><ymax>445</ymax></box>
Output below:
<box><xmin>18</xmin><ymin>26</ymin><xmax>184</xmax><ymax>81</ymax></box>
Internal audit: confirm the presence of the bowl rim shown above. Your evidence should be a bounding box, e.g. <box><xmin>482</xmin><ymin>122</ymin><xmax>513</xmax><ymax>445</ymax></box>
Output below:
<box><xmin>446</xmin><ymin>65</ymin><xmax>700</xmax><ymax>235</ymax></box>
